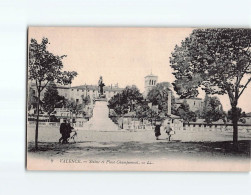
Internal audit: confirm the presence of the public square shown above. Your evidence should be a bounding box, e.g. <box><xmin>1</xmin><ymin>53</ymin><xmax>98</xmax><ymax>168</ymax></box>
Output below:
<box><xmin>26</xmin><ymin>27</ymin><xmax>251</xmax><ymax>172</ymax></box>
<box><xmin>27</xmin><ymin>125</ymin><xmax>251</xmax><ymax>161</ymax></box>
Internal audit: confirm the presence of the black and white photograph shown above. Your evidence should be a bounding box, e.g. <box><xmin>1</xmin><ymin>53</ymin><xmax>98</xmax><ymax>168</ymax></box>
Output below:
<box><xmin>1</xmin><ymin>0</ymin><xmax>251</xmax><ymax>194</ymax></box>
<box><xmin>26</xmin><ymin>27</ymin><xmax>251</xmax><ymax>171</ymax></box>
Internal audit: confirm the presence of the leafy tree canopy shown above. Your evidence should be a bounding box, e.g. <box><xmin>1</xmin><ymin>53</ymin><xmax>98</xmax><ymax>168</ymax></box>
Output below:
<box><xmin>227</xmin><ymin>107</ymin><xmax>246</xmax><ymax>122</ymax></box>
<box><xmin>66</xmin><ymin>99</ymin><xmax>84</xmax><ymax>116</ymax></box>
<box><xmin>42</xmin><ymin>82</ymin><xmax>59</xmax><ymax>116</ymax></box>
<box><xmin>147</xmin><ymin>82</ymin><xmax>175</xmax><ymax>114</ymax></box>
<box><xmin>170</xmin><ymin>28</ymin><xmax>251</xmax><ymax>146</ymax></box>
<box><xmin>170</xmin><ymin>28</ymin><xmax>251</xmax><ymax>104</ymax></box>
<box><xmin>29</xmin><ymin>37</ymin><xmax>77</xmax><ymax>91</ymax></box>
<box><xmin>202</xmin><ymin>95</ymin><xmax>226</xmax><ymax>123</ymax></box>
<box><xmin>108</xmin><ymin>85</ymin><xmax>144</xmax><ymax>115</ymax></box>
<box><xmin>135</xmin><ymin>102</ymin><xmax>160</xmax><ymax>121</ymax></box>
<box><xmin>177</xmin><ymin>100</ymin><xmax>197</xmax><ymax>122</ymax></box>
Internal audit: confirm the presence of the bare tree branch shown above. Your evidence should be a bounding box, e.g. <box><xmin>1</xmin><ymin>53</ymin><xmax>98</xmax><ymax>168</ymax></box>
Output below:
<box><xmin>40</xmin><ymin>80</ymin><xmax>50</xmax><ymax>92</ymax></box>
<box><xmin>238</xmin><ymin>77</ymin><xmax>251</xmax><ymax>99</ymax></box>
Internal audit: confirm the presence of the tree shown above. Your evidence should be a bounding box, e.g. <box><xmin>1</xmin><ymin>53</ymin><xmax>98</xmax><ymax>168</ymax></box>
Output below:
<box><xmin>42</xmin><ymin>82</ymin><xmax>59</xmax><ymax>122</ymax></box>
<box><xmin>177</xmin><ymin>101</ymin><xmax>197</xmax><ymax>123</ymax></box>
<box><xmin>108</xmin><ymin>85</ymin><xmax>144</xmax><ymax>115</ymax></box>
<box><xmin>66</xmin><ymin>99</ymin><xmax>84</xmax><ymax>119</ymax></box>
<box><xmin>147</xmin><ymin>82</ymin><xmax>176</xmax><ymax>115</ymax></box>
<box><xmin>170</xmin><ymin>28</ymin><xmax>251</xmax><ymax>148</ymax></box>
<box><xmin>28</xmin><ymin>37</ymin><xmax>77</xmax><ymax>149</ymax></box>
<box><xmin>56</xmin><ymin>95</ymin><xmax>68</xmax><ymax>108</ymax></box>
<box><xmin>27</xmin><ymin>87</ymin><xmax>36</xmax><ymax>112</ymax></box>
<box><xmin>227</xmin><ymin>107</ymin><xmax>246</xmax><ymax>123</ymax></box>
<box><xmin>135</xmin><ymin>101</ymin><xmax>150</xmax><ymax>120</ymax></box>
<box><xmin>202</xmin><ymin>95</ymin><xmax>225</xmax><ymax>123</ymax></box>
<box><xmin>81</xmin><ymin>94</ymin><xmax>91</xmax><ymax>107</ymax></box>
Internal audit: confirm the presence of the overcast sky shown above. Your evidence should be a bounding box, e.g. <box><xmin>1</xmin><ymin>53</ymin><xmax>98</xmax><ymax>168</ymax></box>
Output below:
<box><xmin>29</xmin><ymin>27</ymin><xmax>250</xmax><ymax>112</ymax></box>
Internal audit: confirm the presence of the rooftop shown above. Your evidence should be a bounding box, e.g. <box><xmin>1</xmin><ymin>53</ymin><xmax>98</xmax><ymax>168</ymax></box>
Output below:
<box><xmin>144</xmin><ymin>72</ymin><xmax>157</xmax><ymax>78</ymax></box>
<box><xmin>71</xmin><ymin>84</ymin><xmax>124</xmax><ymax>92</ymax></box>
<box><xmin>176</xmin><ymin>97</ymin><xmax>203</xmax><ymax>101</ymax></box>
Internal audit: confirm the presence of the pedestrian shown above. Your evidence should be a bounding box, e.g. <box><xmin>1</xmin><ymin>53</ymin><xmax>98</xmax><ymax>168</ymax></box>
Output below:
<box><xmin>165</xmin><ymin>122</ymin><xmax>173</xmax><ymax>141</ymax></box>
<box><xmin>59</xmin><ymin>119</ymin><xmax>67</xmax><ymax>143</ymax></box>
<box><xmin>154</xmin><ymin>120</ymin><xmax>161</xmax><ymax>140</ymax></box>
<box><xmin>65</xmin><ymin>119</ymin><xmax>74</xmax><ymax>143</ymax></box>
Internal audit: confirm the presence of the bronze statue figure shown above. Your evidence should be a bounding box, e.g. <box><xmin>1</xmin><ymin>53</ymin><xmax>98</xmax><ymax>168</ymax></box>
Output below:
<box><xmin>98</xmin><ymin>76</ymin><xmax>105</xmax><ymax>96</ymax></box>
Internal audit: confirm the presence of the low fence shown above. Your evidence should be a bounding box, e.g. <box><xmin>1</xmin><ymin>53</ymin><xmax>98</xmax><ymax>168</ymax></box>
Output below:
<box><xmin>27</xmin><ymin>121</ymin><xmax>251</xmax><ymax>133</ymax></box>
<box><xmin>27</xmin><ymin>121</ymin><xmax>88</xmax><ymax>128</ymax></box>
<box><xmin>121</xmin><ymin>122</ymin><xmax>251</xmax><ymax>133</ymax></box>
<box><xmin>123</xmin><ymin>124</ymin><xmax>155</xmax><ymax>131</ymax></box>
<box><xmin>183</xmin><ymin>123</ymin><xmax>251</xmax><ymax>133</ymax></box>
<box><xmin>28</xmin><ymin>121</ymin><xmax>61</xmax><ymax>127</ymax></box>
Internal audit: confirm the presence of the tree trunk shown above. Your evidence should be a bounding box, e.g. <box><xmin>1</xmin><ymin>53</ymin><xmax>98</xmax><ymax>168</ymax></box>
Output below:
<box><xmin>232</xmin><ymin>105</ymin><xmax>238</xmax><ymax>150</ymax></box>
<box><xmin>35</xmin><ymin>90</ymin><xmax>40</xmax><ymax>150</ymax></box>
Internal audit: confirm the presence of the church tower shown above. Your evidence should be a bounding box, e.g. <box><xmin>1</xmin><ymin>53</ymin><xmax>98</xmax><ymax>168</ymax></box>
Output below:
<box><xmin>144</xmin><ymin>72</ymin><xmax>158</xmax><ymax>98</ymax></box>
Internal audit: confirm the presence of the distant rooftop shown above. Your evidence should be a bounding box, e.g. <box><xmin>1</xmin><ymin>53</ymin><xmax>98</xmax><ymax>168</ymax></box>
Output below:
<box><xmin>71</xmin><ymin>84</ymin><xmax>124</xmax><ymax>92</ymax></box>
<box><xmin>176</xmin><ymin>97</ymin><xmax>203</xmax><ymax>101</ymax></box>
<box><xmin>144</xmin><ymin>72</ymin><xmax>157</xmax><ymax>78</ymax></box>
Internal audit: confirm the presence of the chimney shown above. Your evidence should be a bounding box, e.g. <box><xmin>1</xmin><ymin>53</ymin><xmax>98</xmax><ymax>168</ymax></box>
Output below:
<box><xmin>168</xmin><ymin>91</ymin><xmax>171</xmax><ymax>116</ymax></box>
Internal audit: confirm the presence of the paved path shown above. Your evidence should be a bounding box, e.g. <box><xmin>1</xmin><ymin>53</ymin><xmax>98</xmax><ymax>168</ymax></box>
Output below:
<box><xmin>27</xmin><ymin>125</ymin><xmax>251</xmax><ymax>160</ymax></box>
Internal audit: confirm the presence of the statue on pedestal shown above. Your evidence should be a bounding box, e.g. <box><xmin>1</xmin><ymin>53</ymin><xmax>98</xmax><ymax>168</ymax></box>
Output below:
<box><xmin>98</xmin><ymin>76</ymin><xmax>105</xmax><ymax>97</ymax></box>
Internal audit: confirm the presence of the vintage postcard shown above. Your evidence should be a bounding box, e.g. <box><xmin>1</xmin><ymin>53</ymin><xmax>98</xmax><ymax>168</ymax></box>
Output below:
<box><xmin>26</xmin><ymin>27</ymin><xmax>251</xmax><ymax>171</ymax></box>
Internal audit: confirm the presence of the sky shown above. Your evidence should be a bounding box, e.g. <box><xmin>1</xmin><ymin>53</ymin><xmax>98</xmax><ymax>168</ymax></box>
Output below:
<box><xmin>28</xmin><ymin>27</ymin><xmax>251</xmax><ymax>112</ymax></box>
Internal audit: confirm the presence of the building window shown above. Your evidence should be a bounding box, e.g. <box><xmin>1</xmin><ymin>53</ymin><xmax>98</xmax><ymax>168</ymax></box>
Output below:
<box><xmin>71</xmin><ymin>89</ymin><xmax>73</xmax><ymax>91</ymax></box>
<box><xmin>77</xmin><ymin>89</ymin><xmax>79</xmax><ymax>92</ymax></box>
<box><xmin>76</xmin><ymin>99</ymin><xmax>79</xmax><ymax>103</ymax></box>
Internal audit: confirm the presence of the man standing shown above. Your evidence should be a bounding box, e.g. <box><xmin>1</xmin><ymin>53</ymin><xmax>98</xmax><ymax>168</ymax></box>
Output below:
<box><xmin>59</xmin><ymin>119</ymin><xmax>67</xmax><ymax>143</ymax></box>
<box><xmin>65</xmin><ymin>119</ymin><xmax>74</xmax><ymax>143</ymax></box>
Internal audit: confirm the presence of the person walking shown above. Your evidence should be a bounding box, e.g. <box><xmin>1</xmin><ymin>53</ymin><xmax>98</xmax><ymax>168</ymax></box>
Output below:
<box><xmin>165</xmin><ymin>122</ymin><xmax>173</xmax><ymax>141</ymax></box>
<box><xmin>65</xmin><ymin>119</ymin><xmax>74</xmax><ymax>143</ymax></box>
<box><xmin>154</xmin><ymin>120</ymin><xmax>161</xmax><ymax>140</ymax></box>
<box><xmin>59</xmin><ymin>119</ymin><xmax>67</xmax><ymax>143</ymax></box>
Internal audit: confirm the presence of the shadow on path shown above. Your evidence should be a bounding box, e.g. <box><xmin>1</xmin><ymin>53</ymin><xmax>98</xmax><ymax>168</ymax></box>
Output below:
<box><xmin>27</xmin><ymin>140</ymin><xmax>250</xmax><ymax>160</ymax></box>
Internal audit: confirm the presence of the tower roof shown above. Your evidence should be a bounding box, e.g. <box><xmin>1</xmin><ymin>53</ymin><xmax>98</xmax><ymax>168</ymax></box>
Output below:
<box><xmin>144</xmin><ymin>72</ymin><xmax>157</xmax><ymax>78</ymax></box>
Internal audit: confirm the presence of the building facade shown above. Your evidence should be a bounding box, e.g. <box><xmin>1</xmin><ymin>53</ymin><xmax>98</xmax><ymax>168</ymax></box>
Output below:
<box><xmin>70</xmin><ymin>84</ymin><xmax>123</xmax><ymax>105</ymax></box>
<box><xmin>28</xmin><ymin>81</ymin><xmax>71</xmax><ymax>101</ymax></box>
<box><xmin>175</xmin><ymin>98</ymin><xmax>204</xmax><ymax>112</ymax></box>
<box><xmin>28</xmin><ymin>81</ymin><xmax>123</xmax><ymax>108</ymax></box>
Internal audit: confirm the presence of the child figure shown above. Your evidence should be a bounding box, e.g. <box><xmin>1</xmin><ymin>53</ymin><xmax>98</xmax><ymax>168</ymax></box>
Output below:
<box><xmin>165</xmin><ymin>122</ymin><xmax>172</xmax><ymax>141</ymax></box>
